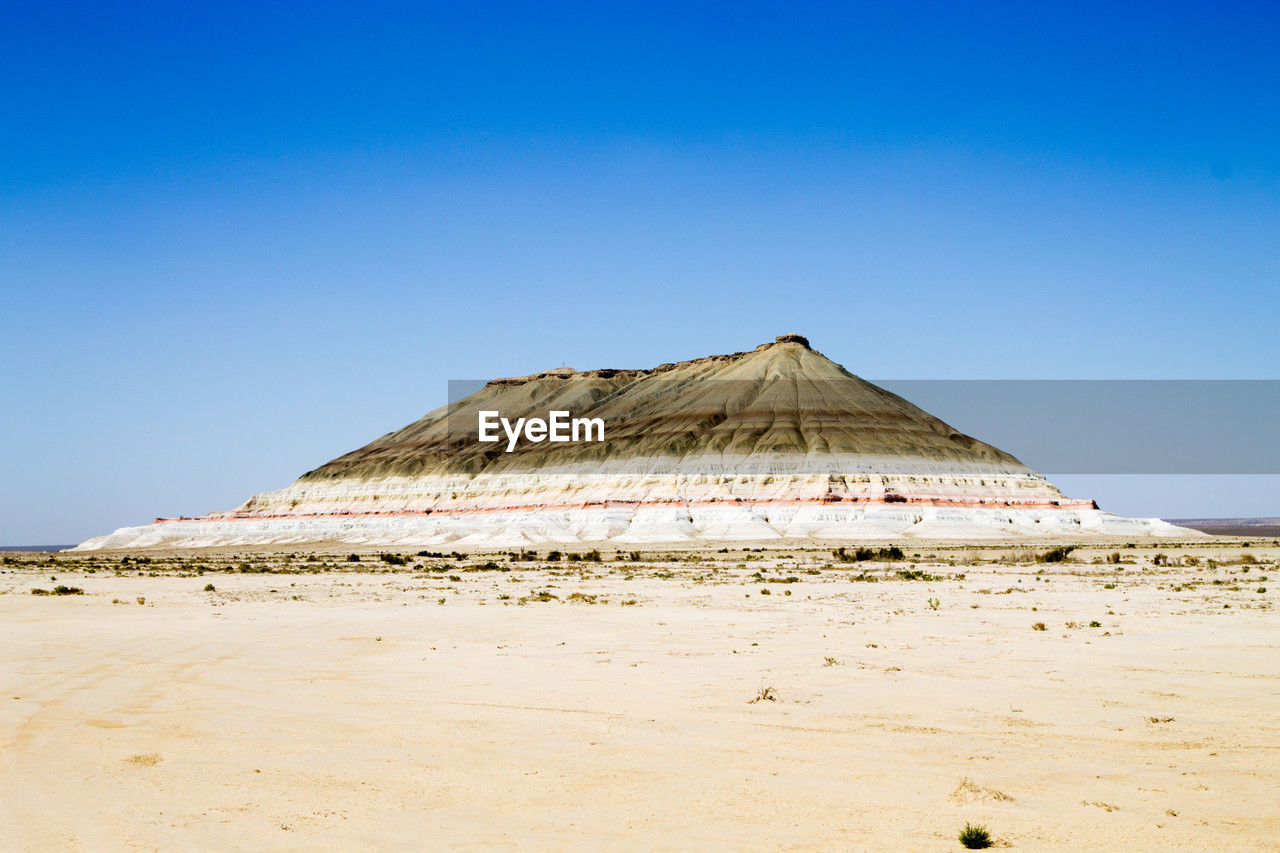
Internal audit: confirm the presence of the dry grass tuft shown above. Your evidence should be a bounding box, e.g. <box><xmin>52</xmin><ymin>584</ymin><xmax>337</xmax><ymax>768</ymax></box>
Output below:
<box><xmin>950</xmin><ymin>778</ymin><xmax>1014</xmax><ymax>804</ymax></box>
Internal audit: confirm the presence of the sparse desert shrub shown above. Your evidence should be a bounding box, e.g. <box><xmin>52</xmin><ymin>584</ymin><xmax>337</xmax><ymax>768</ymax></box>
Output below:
<box><xmin>546</xmin><ymin>551</ymin><xmax>562</xmax><ymax>562</ymax></box>
<box><xmin>1240</xmin><ymin>553</ymin><xmax>1258</xmax><ymax>565</ymax></box>
<box><xmin>32</xmin><ymin>585</ymin><xmax>83</xmax><ymax>596</ymax></box>
<box><xmin>1036</xmin><ymin>546</ymin><xmax>1075</xmax><ymax>563</ymax></box>
<box><xmin>346</xmin><ymin>554</ymin><xmax>360</xmax><ymax>562</ymax></box>
<box><xmin>958</xmin><ymin>823</ymin><xmax>992</xmax><ymax>849</ymax></box>
<box><xmin>749</xmin><ymin>685</ymin><xmax>777</xmax><ymax>703</ymax></box>
<box><xmin>204</xmin><ymin>583</ymin><xmax>215</xmax><ymax>592</ymax></box>
<box><xmin>832</xmin><ymin>545</ymin><xmax>905</xmax><ymax>562</ymax></box>
<box><xmin>1106</xmin><ymin>552</ymin><xmax>1122</xmax><ymax>564</ymax></box>
<box><xmin>379</xmin><ymin>552</ymin><xmax>407</xmax><ymax>566</ymax></box>
<box><xmin>1032</xmin><ymin>622</ymin><xmax>1047</xmax><ymax>631</ymax></box>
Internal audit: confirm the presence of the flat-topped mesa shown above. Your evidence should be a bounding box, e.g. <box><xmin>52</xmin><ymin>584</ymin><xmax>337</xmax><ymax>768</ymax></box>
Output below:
<box><xmin>488</xmin><ymin>336</ymin><xmax>815</xmax><ymax>388</ymax></box>
<box><xmin>73</xmin><ymin>336</ymin><xmax>1199</xmax><ymax>549</ymax></box>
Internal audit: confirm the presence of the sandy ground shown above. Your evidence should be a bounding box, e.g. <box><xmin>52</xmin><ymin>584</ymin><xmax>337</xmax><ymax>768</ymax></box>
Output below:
<box><xmin>0</xmin><ymin>542</ymin><xmax>1276</xmax><ymax>851</ymax></box>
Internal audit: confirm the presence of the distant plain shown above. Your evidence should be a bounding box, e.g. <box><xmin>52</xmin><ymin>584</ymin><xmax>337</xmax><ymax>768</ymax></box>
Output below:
<box><xmin>1</xmin><ymin>539</ymin><xmax>1276</xmax><ymax>850</ymax></box>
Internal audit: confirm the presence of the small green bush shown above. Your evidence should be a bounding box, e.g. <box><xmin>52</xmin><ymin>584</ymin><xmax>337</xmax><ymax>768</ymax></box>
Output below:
<box><xmin>959</xmin><ymin>822</ymin><xmax>992</xmax><ymax>849</ymax></box>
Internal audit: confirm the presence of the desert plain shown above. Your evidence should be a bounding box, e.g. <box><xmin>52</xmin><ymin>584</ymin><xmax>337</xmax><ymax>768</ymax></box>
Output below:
<box><xmin>1</xmin><ymin>539</ymin><xmax>1276</xmax><ymax>851</ymax></box>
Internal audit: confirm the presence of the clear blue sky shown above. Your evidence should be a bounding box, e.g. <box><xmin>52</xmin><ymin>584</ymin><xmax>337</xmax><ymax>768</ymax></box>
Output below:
<box><xmin>3</xmin><ymin>1</ymin><xmax>1278</xmax><ymax>543</ymax></box>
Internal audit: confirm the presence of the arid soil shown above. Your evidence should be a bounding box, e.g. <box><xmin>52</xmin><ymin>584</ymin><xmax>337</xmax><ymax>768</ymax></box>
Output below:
<box><xmin>1</xmin><ymin>540</ymin><xmax>1276</xmax><ymax>851</ymax></box>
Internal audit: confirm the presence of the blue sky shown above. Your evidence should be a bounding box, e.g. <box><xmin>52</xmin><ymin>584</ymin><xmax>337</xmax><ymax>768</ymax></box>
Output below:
<box><xmin>3</xmin><ymin>1</ymin><xmax>1278</xmax><ymax>542</ymax></box>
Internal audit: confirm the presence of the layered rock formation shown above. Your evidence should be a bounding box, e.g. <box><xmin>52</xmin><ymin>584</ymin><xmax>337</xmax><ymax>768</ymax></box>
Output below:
<box><xmin>75</xmin><ymin>336</ymin><xmax>1194</xmax><ymax>549</ymax></box>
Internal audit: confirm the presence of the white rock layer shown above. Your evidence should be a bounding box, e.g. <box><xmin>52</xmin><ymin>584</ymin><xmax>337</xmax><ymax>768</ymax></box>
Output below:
<box><xmin>75</xmin><ymin>503</ymin><xmax>1193</xmax><ymax>550</ymax></box>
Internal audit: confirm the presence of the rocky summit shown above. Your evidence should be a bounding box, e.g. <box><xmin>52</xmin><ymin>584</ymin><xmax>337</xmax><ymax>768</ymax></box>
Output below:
<box><xmin>75</xmin><ymin>336</ymin><xmax>1194</xmax><ymax>549</ymax></box>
